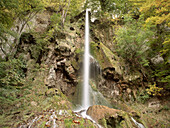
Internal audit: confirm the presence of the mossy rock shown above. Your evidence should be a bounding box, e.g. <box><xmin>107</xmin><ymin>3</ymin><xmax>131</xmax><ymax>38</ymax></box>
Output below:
<box><xmin>71</xmin><ymin>59</ymin><xmax>80</xmax><ymax>70</ymax></box>
<box><xmin>98</xmin><ymin>118</ymin><xmax>107</xmax><ymax>128</ymax></box>
<box><xmin>90</xmin><ymin>80</ymin><xmax>98</xmax><ymax>91</ymax></box>
<box><xmin>45</xmin><ymin>88</ymin><xmax>58</xmax><ymax>97</ymax></box>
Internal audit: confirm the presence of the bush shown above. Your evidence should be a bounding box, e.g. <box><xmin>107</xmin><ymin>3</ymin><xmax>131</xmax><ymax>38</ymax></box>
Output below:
<box><xmin>115</xmin><ymin>15</ymin><xmax>155</xmax><ymax>72</ymax></box>
<box><xmin>137</xmin><ymin>90</ymin><xmax>150</xmax><ymax>103</ymax></box>
<box><xmin>0</xmin><ymin>58</ymin><xmax>26</xmax><ymax>86</ymax></box>
<box><xmin>146</xmin><ymin>82</ymin><xmax>163</xmax><ymax>96</ymax></box>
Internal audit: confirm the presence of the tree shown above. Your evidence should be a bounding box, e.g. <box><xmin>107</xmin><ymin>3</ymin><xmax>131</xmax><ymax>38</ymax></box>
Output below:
<box><xmin>0</xmin><ymin>0</ymin><xmax>19</xmax><ymax>57</ymax></box>
<box><xmin>140</xmin><ymin>0</ymin><xmax>170</xmax><ymax>85</ymax></box>
<box><xmin>115</xmin><ymin>15</ymin><xmax>155</xmax><ymax>76</ymax></box>
<box><xmin>0</xmin><ymin>0</ymin><xmax>45</xmax><ymax>59</ymax></box>
<box><xmin>140</xmin><ymin>0</ymin><xmax>170</xmax><ymax>61</ymax></box>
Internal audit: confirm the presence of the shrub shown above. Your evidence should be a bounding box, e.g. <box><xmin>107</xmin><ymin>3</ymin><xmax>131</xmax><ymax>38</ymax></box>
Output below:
<box><xmin>0</xmin><ymin>59</ymin><xmax>26</xmax><ymax>86</ymax></box>
<box><xmin>146</xmin><ymin>82</ymin><xmax>163</xmax><ymax>96</ymax></box>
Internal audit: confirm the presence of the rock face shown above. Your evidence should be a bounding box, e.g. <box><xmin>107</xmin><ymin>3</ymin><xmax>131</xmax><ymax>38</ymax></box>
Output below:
<box><xmin>44</xmin><ymin>42</ymin><xmax>77</xmax><ymax>97</ymax></box>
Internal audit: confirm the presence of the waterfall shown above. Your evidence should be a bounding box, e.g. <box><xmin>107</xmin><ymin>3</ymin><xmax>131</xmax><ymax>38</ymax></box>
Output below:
<box><xmin>82</xmin><ymin>9</ymin><xmax>90</xmax><ymax>109</ymax></box>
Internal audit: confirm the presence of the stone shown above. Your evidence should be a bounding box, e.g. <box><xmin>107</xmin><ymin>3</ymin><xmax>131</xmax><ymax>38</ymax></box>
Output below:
<box><xmin>55</xmin><ymin>43</ymin><xmax>72</xmax><ymax>57</ymax></box>
<box><xmin>121</xmin><ymin>84</ymin><xmax>128</xmax><ymax>89</ymax></box>
<box><xmin>86</xmin><ymin>105</ymin><xmax>136</xmax><ymax>128</ymax></box>
<box><xmin>126</xmin><ymin>88</ymin><xmax>131</xmax><ymax>94</ymax></box>
<box><xmin>148</xmin><ymin>101</ymin><xmax>160</xmax><ymax>108</ymax></box>
<box><xmin>151</xmin><ymin>54</ymin><xmax>164</xmax><ymax>64</ymax></box>
<box><xmin>45</xmin><ymin>66</ymin><xmax>56</xmax><ymax>88</ymax></box>
<box><xmin>31</xmin><ymin>101</ymin><xmax>37</xmax><ymax>106</ymax></box>
<box><xmin>86</xmin><ymin>105</ymin><xmax>120</xmax><ymax>123</ymax></box>
<box><xmin>65</xmin><ymin>65</ymin><xmax>75</xmax><ymax>75</ymax></box>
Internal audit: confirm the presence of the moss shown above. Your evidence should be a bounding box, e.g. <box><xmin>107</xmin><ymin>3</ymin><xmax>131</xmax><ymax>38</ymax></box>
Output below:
<box><xmin>90</xmin><ymin>80</ymin><xmax>98</xmax><ymax>91</ymax></box>
<box><xmin>119</xmin><ymin>120</ymin><xmax>128</xmax><ymax>128</ymax></box>
<box><xmin>0</xmin><ymin>58</ymin><xmax>74</xmax><ymax>126</ymax></box>
<box><xmin>71</xmin><ymin>59</ymin><xmax>80</xmax><ymax>70</ymax></box>
<box><xmin>123</xmin><ymin>114</ymin><xmax>134</xmax><ymax>128</ymax></box>
<box><xmin>98</xmin><ymin>118</ymin><xmax>108</xmax><ymax>128</ymax></box>
<box><xmin>75</xmin><ymin>48</ymin><xmax>83</xmax><ymax>54</ymax></box>
<box><xmin>45</xmin><ymin>88</ymin><xmax>56</xmax><ymax>97</ymax></box>
<box><xmin>64</xmin><ymin>118</ymin><xmax>73</xmax><ymax>128</ymax></box>
<box><xmin>90</xmin><ymin>42</ymin><xmax>110</xmax><ymax>69</ymax></box>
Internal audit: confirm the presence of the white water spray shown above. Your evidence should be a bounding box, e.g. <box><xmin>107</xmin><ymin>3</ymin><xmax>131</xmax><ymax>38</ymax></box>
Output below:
<box><xmin>82</xmin><ymin>9</ymin><xmax>90</xmax><ymax>109</ymax></box>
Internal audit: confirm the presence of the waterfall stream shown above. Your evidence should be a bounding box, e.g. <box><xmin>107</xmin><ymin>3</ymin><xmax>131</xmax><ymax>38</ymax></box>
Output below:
<box><xmin>82</xmin><ymin>9</ymin><xmax>90</xmax><ymax>109</ymax></box>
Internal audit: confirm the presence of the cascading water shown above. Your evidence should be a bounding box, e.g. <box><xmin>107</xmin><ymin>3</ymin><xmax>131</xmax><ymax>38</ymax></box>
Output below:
<box><xmin>82</xmin><ymin>9</ymin><xmax>90</xmax><ymax>109</ymax></box>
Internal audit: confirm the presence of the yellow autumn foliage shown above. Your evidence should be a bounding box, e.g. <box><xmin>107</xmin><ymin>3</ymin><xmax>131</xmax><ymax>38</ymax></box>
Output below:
<box><xmin>146</xmin><ymin>83</ymin><xmax>163</xmax><ymax>96</ymax></box>
<box><xmin>140</xmin><ymin>0</ymin><xmax>170</xmax><ymax>25</ymax></box>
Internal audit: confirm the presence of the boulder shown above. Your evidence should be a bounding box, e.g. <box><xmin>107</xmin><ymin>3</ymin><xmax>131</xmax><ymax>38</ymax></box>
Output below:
<box><xmin>86</xmin><ymin>105</ymin><xmax>120</xmax><ymax>123</ymax></box>
<box><xmin>148</xmin><ymin>101</ymin><xmax>161</xmax><ymax>108</ymax></box>
<box><xmin>87</xmin><ymin>105</ymin><xmax>138</xmax><ymax>128</ymax></box>
<box><xmin>151</xmin><ymin>54</ymin><xmax>164</xmax><ymax>64</ymax></box>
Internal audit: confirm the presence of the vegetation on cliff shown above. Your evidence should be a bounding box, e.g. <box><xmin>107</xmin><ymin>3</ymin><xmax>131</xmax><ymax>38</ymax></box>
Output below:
<box><xmin>87</xmin><ymin>0</ymin><xmax>170</xmax><ymax>96</ymax></box>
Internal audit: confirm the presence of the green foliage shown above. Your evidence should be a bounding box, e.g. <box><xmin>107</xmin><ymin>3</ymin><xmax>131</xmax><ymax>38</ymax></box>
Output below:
<box><xmin>29</xmin><ymin>29</ymin><xmax>54</xmax><ymax>61</ymax></box>
<box><xmin>0</xmin><ymin>59</ymin><xmax>26</xmax><ymax>86</ymax></box>
<box><xmin>64</xmin><ymin>118</ymin><xmax>73</xmax><ymax>128</ymax></box>
<box><xmin>0</xmin><ymin>0</ymin><xmax>18</xmax><ymax>27</ymax></box>
<box><xmin>137</xmin><ymin>90</ymin><xmax>150</xmax><ymax>103</ymax></box>
<box><xmin>162</xmin><ymin>105</ymin><xmax>169</xmax><ymax>111</ymax></box>
<box><xmin>90</xmin><ymin>41</ymin><xmax>98</xmax><ymax>56</ymax></box>
<box><xmin>69</xmin><ymin>0</ymin><xmax>85</xmax><ymax>17</ymax></box>
<box><xmin>0</xmin><ymin>0</ymin><xmax>45</xmax><ymax>58</ymax></box>
<box><xmin>115</xmin><ymin>15</ymin><xmax>155</xmax><ymax>71</ymax></box>
<box><xmin>98</xmin><ymin>118</ymin><xmax>107</xmax><ymax>128</ymax></box>
<box><xmin>85</xmin><ymin>0</ymin><xmax>145</xmax><ymax>18</ymax></box>
<box><xmin>152</xmin><ymin>68</ymin><xmax>170</xmax><ymax>86</ymax></box>
<box><xmin>140</xmin><ymin>0</ymin><xmax>170</xmax><ymax>63</ymax></box>
<box><xmin>75</xmin><ymin>48</ymin><xmax>83</xmax><ymax>54</ymax></box>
